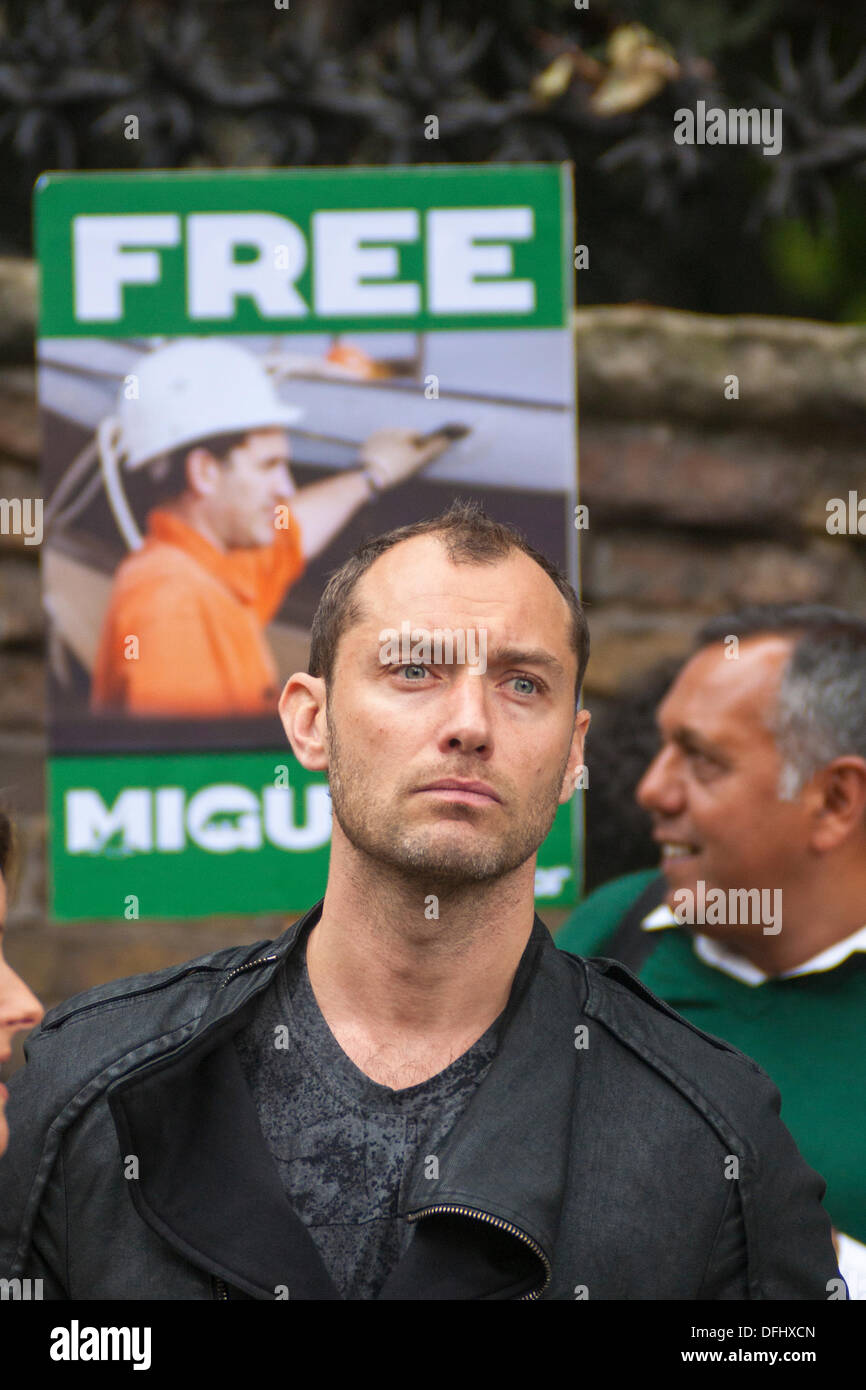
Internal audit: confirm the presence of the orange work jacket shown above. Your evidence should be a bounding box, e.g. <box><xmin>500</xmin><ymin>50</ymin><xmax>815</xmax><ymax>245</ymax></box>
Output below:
<box><xmin>91</xmin><ymin>507</ymin><xmax>306</xmax><ymax>717</ymax></box>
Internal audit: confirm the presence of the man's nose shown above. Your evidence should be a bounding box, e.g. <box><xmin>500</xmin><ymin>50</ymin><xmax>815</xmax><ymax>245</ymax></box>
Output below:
<box><xmin>275</xmin><ymin>463</ymin><xmax>295</xmax><ymax>497</ymax></box>
<box><xmin>0</xmin><ymin>964</ymin><xmax>44</xmax><ymax>1037</ymax></box>
<box><xmin>440</xmin><ymin>670</ymin><xmax>493</xmax><ymax>754</ymax></box>
<box><xmin>636</xmin><ymin>746</ymin><xmax>684</xmax><ymax>814</ymax></box>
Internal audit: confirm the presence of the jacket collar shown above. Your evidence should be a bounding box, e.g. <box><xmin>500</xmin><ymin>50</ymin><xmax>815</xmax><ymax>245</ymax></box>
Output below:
<box><xmin>109</xmin><ymin>900</ymin><xmax>584</xmax><ymax>1300</ymax></box>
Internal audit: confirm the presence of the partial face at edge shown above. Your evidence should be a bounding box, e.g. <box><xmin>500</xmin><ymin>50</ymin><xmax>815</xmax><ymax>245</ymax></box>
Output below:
<box><xmin>0</xmin><ymin>873</ymin><xmax>45</xmax><ymax>1157</ymax></box>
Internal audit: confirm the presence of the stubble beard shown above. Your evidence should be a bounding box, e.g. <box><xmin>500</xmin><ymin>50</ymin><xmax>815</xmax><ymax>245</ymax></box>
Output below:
<box><xmin>325</xmin><ymin>714</ymin><xmax>571</xmax><ymax>890</ymax></box>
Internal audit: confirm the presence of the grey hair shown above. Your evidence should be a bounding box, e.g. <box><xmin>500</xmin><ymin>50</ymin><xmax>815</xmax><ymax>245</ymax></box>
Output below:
<box><xmin>694</xmin><ymin>606</ymin><xmax>866</xmax><ymax>802</ymax></box>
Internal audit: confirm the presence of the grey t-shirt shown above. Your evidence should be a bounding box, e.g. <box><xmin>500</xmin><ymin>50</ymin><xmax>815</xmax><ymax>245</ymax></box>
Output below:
<box><xmin>233</xmin><ymin>927</ymin><xmax>502</xmax><ymax>1300</ymax></box>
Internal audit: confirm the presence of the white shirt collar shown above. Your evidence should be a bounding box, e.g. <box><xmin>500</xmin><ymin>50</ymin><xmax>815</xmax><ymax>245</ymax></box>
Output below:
<box><xmin>640</xmin><ymin>904</ymin><xmax>866</xmax><ymax>987</ymax></box>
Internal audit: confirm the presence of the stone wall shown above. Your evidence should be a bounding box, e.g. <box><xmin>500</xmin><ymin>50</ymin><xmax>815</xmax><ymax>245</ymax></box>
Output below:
<box><xmin>577</xmin><ymin>306</ymin><xmax>866</xmax><ymax>694</ymax></box>
<box><xmin>2</xmin><ymin>260</ymin><xmax>864</xmax><ymax>1050</ymax></box>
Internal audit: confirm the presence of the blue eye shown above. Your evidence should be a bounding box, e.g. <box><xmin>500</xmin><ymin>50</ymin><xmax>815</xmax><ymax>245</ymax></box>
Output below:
<box><xmin>511</xmin><ymin>676</ymin><xmax>537</xmax><ymax>695</ymax></box>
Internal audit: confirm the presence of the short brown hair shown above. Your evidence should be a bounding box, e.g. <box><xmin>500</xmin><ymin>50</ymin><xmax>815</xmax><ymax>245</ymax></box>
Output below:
<box><xmin>147</xmin><ymin>430</ymin><xmax>252</xmax><ymax>500</ymax></box>
<box><xmin>308</xmin><ymin>498</ymin><xmax>589</xmax><ymax>705</ymax></box>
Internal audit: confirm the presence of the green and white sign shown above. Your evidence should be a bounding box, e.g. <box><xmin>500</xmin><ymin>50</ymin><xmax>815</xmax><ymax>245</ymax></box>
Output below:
<box><xmin>37</xmin><ymin>165</ymin><xmax>571</xmax><ymax>337</ymax></box>
<box><xmin>49</xmin><ymin>753</ymin><xmax>578</xmax><ymax>920</ymax></box>
<box><xmin>36</xmin><ymin>164</ymin><xmax>579</xmax><ymax>921</ymax></box>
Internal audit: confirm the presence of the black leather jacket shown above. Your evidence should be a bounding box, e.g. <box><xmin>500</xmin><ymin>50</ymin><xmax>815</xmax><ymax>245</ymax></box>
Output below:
<box><xmin>0</xmin><ymin>901</ymin><xmax>843</xmax><ymax>1299</ymax></box>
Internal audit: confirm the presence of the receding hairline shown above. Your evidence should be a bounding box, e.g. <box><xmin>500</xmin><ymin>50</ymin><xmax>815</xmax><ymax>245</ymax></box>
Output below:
<box><xmin>694</xmin><ymin>630</ymin><xmax>800</xmax><ymax>674</ymax></box>
<box><xmin>668</xmin><ymin>632</ymin><xmax>798</xmax><ymax>725</ymax></box>
<box><xmin>329</xmin><ymin>532</ymin><xmax>577</xmax><ymax>682</ymax></box>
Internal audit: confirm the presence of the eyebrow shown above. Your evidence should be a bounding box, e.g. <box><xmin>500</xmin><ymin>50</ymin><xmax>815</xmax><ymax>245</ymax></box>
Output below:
<box><xmin>486</xmin><ymin>646</ymin><xmax>566</xmax><ymax>677</ymax></box>
<box><xmin>666</xmin><ymin>724</ymin><xmax>730</xmax><ymax>763</ymax></box>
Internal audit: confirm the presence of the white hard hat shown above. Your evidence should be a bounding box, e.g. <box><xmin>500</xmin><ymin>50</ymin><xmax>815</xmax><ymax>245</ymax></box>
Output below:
<box><xmin>118</xmin><ymin>339</ymin><xmax>304</xmax><ymax>470</ymax></box>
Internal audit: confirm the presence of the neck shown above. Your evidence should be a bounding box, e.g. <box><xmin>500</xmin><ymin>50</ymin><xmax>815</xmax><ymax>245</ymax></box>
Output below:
<box><xmin>161</xmin><ymin>495</ymin><xmax>227</xmax><ymax>553</ymax></box>
<box><xmin>305</xmin><ymin>833</ymin><xmax>537</xmax><ymax>1053</ymax></box>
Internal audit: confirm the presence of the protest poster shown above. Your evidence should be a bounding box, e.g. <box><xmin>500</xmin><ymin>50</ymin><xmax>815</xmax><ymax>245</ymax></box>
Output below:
<box><xmin>35</xmin><ymin>164</ymin><xmax>579</xmax><ymax>918</ymax></box>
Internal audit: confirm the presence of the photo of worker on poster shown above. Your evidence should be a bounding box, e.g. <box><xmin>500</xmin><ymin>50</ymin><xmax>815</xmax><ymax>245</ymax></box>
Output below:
<box><xmin>41</xmin><ymin>326</ymin><xmax>575</xmax><ymax>752</ymax></box>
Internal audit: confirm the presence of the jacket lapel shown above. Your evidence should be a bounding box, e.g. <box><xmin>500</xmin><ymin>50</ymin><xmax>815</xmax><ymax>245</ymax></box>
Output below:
<box><xmin>110</xmin><ymin>1031</ymin><xmax>341</xmax><ymax>1299</ymax></box>
<box><xmin>108</xmin><ymin>901</ymin><xmax>341</xmax><ymax>1300</ymax></box>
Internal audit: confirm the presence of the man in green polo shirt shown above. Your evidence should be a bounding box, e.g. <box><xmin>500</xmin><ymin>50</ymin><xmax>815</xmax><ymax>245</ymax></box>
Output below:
<box><xmin>557</xmin><ymin>604</ymin><xmax>866</xmax><ymax>1297</ymax></box>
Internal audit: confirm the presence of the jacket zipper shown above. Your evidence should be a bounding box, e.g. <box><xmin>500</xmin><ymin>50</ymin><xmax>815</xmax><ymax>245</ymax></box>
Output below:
<box><xmin>220</xmin><ymin>954</ymin><xmax>279</xmax><ymax>989</ymax></box>
<box><xmin>406</xmin><ymin>1204</ymin><xmax>551</xmax><ymax>1300</ymax></box>
<box><xmin>212</xmin><ymin>1208</ymin><xmax>550</xmax><ymax>1301</ymax></box>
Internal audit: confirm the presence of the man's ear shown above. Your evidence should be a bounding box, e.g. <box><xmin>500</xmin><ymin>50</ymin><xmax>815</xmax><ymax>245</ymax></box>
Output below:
<box><xmin>559</xmin><ymin>707</ymin><xmax>591</xmax><ymax>805</ymax></box>
<box><xmin>185</xmin><ymin>446</ymin><xmax>222</xmax><ymax>498</ymax></box>
<box><xmin>279</xmin><ymin>673</ymin><xmax>329</xmax><ymax>772</ymax></box>
<box><xmin>809</xmin><ymin>757</ymin><xmax>866</xmax><ymax>852</ymax></box>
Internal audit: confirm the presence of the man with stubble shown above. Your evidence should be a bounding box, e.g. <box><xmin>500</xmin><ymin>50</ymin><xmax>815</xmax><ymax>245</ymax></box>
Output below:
<box><xmin>0</xmin><ymin>501</ymin><xmax>844</xmax><ymax>1299</ymax></box>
